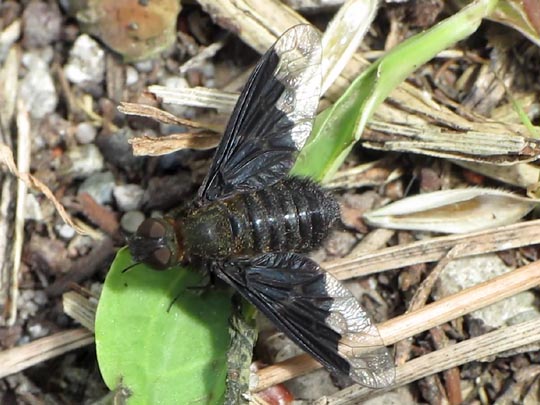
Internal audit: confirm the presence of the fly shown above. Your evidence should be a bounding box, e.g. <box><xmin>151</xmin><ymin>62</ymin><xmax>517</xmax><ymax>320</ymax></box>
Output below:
<box><xmin>128</xmin><ymin>24</ymin><xmax>395</xmax><ymax>388</ymax></box>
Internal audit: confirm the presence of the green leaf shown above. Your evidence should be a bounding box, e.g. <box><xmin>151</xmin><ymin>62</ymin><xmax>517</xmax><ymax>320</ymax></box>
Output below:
<box><xmin>292</xmin><ymin>0</ymin><xmax>499</xmax><ymax>182</ymax></box>
<box><xmin>95</xmin><ymin>248</ymin><xmax>232</xmax><ymax>405</ymax></box>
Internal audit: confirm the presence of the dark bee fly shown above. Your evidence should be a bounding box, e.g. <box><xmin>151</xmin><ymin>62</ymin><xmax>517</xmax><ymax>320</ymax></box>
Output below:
<box><xmin>128</xmin><ymin>25</ymin><xmax>395</xmax><ymax>388</ymax></box>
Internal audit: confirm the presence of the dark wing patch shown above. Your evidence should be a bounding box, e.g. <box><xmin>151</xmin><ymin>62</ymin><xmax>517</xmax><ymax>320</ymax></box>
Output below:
<box><xmin>213</xmin><ymin>252</ymin><xmax>395</xmax><ymax>388</ymax></box>
<box><xmin>197</xmin><ymin>25</ymin><xmax>321</xmax><ymax>203</ymax></box>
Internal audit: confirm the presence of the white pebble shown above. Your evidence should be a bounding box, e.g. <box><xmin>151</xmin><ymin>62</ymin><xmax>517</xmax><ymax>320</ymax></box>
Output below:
<box><xmin>56</xmin><ymin>223</ymin><xmax>76</xmax><ymax>240</ymax></box>
<box><xmin>68</xmin><ymin>144</ymin><xmax>105</xmax><ymax>178</ymax></box>
<box><xmin>113</xmin><ymin>184</ymin><xmax>144</xmax><ymax>211</ymax></box>
<box><xmin>19</xmin><ymin>53</ymin><xmax>57</xmax><ymax>119</ymax></box>
<box><xmin>121</xmin><ymin>211</ymin><xmax>145</xmax><ymax>234</ymax></box>
<box><xmin>75</xmin><ymin>122</ymin><xmax>97</xmax><ymax>144</ymax></box>
<box><xmin>24</xmin><ymin>194</ymin><xmax>43</xmax><ymax>221</ymax></box>
<box><xmin>125</xmin><ymin>66</ymin><xmax>139</xmax><ymax>86</ymax></box>
<box><xmin>134</xmin><ymin>59</ymin><xmax>154</xmax><ymax>73</ymax></box>
<box><xmin>64</xmin><ymin>34</ymin><xmax>105</xmax><ymax>84</ymax></box>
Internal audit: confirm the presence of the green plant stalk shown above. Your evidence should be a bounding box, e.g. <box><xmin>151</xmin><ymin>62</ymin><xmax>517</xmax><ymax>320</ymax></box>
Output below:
<box><xmin>292</xmin><ymin>0</ymin><xmax>499</xmax><ymax>182</ymax></box>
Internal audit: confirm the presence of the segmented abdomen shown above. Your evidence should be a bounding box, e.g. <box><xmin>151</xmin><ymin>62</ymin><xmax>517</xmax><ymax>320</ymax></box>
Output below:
<box><xmin>181</xmin><ymin>177</ymin><xmax>339</xmax><ymax>259</ymax></box>
<box><xmin>231</xmin><ymin>177</ymin><xmax>339</xmax><ymax>254</ymax></box>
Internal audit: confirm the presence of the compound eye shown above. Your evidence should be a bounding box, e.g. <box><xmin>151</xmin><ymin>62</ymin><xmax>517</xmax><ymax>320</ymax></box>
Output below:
<box><xmin>149</xmin><ymin>247</ymin><xmax>172</xmax><ymax>270</ymax></box>
<box><xmin>137</xmin><ymin>219</ymin><xmax>166</xmax><ymax>239</ymax></box>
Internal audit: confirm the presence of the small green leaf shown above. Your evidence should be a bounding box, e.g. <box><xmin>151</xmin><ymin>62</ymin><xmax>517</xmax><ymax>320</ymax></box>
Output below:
<box><xmin>95</xmin><ymin>248</ymin><xmax>232</xmax><ymax>405</ymax></box>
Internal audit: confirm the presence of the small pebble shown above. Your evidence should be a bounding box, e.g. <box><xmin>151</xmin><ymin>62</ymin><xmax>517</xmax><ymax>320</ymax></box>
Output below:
<box><xmin>67</xmin><ymin>234</ymin><xmax>94</xmax><ymax>257</ymax></box>
<box><xmin>64</xmin><ymin>34</ymin><xmax>105</xmax><ymax>85</ymax></box>
<box><xmin>78</xmin><ymin>171</ymin><xmax>115</xmax><ymax>205</ymax></box>
<box><xmin>324</xmin><ymin>230</ymin><xmax>357</xmax><ymax>256</ymax></box>
<box><xmin>21</xmin><ymin>48</ymin><xmax>54</xmax><ymax>68</ymax></box>
<box><xmin>75</xmin><ymin>122</ymin><xmax>97</xmax><ymax>144</ymax></box>
<box><xmin>27</xmin><ymin>322</ymin><xmax>49</xmax><ymax>339</ymax></box>
<box><xmin>33</xmin><ymin>290</ymin><xmax>48</xmax><ymax>305</ymax></box>
<box><xmin>134</xmin><ymin>59</ymin><xmax>154</xmax><ymax>73</ymax></box>
<box><xmin>434</xmin><ymin>254</ymin><xmax>540</xmax><ymax>329</ymax></box>
<box><xmin>162</xmin><ymin>75</ymin><xmax>189</xmax><ymax>89</ymax></box>
<box><xmin>200</xmin><ymin>62</ymin><xmax>216</xmax><ymax>88</ymax></box>
<box><xmin>22</xmin><ymin>1</ymin><xmax>62</xmax><ymax>48</ymax></box>
<box><xmin>56</xmin><ymin>223</ymin><xmax>76</xmax><ymax>240</ymax></box>
<box><xmin>67</xmin><ymin>144</ymin><xmax>105</xmax><ymax>178</ymax></box>
<box><xmin>125</xmin><ymin>66</ymin><xmax>139</xmax><ymax>86</ymax></box>
<box><xmin>113</xmin><ymin>184</ymin><xmax>144</xmax><ymax>212</ymax></box>
<box><xmin>120</xmin><ymin>210</ymin><xmax>145</xmax><ymax>234</ymax></box>
<box><xmin>18</xmin><ymin>290</ymin><xmax>39</xmax><ymax>318</ymax></box>
<box><xmin>24</xmin><ymin>194</ymin><xmax>43</xmax><ymax>221</ymax></box>
<box><xmin>19</xmin><ymin>53</ymin><xmax>57</xmax><ymax>119</ymax></box>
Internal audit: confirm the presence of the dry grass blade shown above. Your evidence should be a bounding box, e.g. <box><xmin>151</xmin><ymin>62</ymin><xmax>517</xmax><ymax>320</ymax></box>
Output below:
<box><xmin>148</xmin><ymin>85</ymin><xmax>237</xmax><ymax>111</ymax></box>
<box><xmin>316</xmin><ymin>317</ymin><xmax>540</xmax><ymax>404</ymax></box>
<box><xmin>452</xmin><ymin>160</ymin><xmax>540</xmax><ymax>189</ymax></box>
<box><xmin>364</xmin><ymin>120</ymin><xmax>539</xmax><ymax>164</ymax></box>
<box><xmin>6</xmin><ymin>102</ymin><xmax>30</xmax><ymax>326</ymax></box>
<box><xmin>0</xmin><ymin>290</ymin><xmax>99</xmax><ymax>379</ymax></box>
<box><xmin>320</xmin><ymin>0</ymin><xmax>378</xmax><ymax>95</ymax></box>
<box><xmin>325</xmin><ymin>159</ymin><xmax>403</xmax><ymax>189</ymax></box>
<box><xmin>196</xmin><ymin>0</ymin><xmax>310</xmax><ymax>55</ymax></box>
<box><xmin>364</xmin><ymin>188</ymin><xmax>537</xmax><ymax>234</ymax></box>
<box><xmin>118</xmin><ymin>102</ymin><xmax>224</xmax><ymax>132</ymax></box>
<box><xmin>129</xmin><ymin>132</ymin><xmax>221</xmax><ymax>156</ymax></box>
<box><xmin>324</xmin><ymin>219</ymin><xmax>540</xmax><ymax>279</ymax></box>
<box><xmin>254</xmin><ymin>259</ymin><xmax>540</xmax><ymax>390</ymax></box>
<box><xmin>63</xmin><ymin>291</ymin><xmax>97</xmax><ymax>332</ymax></box>
<box><xmin>0</xmin><ymin>142</ymin><xmax>85</xmax><ymax>235</ymax></box>
<box><xmin>0</xmin><ymin>46</ymin><xmax>19</xmax><ymax>136</ymax></box>
<box><xmin>0</xmin><ymin>328</ymin><xmax>94</xmax><ymax>379</ymax></box>
<box><xmin>0</xmin><ymin>177</ymin><xmax>13</xmax><ymax>294</ymax></box>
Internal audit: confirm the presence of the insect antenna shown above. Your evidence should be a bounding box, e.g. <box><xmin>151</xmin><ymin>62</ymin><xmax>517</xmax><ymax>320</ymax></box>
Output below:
<box><xmin>122</xmin><ymin>262</ymin><xmax>143</xmax><ymax>273</ymax></box>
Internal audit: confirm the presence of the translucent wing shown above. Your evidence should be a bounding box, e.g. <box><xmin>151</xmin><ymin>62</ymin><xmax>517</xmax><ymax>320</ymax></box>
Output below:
<box><xmin>198</xmin><ymin>25</ymin><xmax>321</xmax><ymax>203</ymax></box>
<box><xmin>214</xmin><ymin>252</ymin><xmax>395</xmax><ymax>388</ymax></box>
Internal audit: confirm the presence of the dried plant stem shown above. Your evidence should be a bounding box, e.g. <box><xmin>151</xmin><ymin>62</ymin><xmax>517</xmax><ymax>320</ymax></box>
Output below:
<box><xmin>6</xmin><ymin>102</ymin><xmax>30</xmax><ymax>326</ymax></box>
<box><xmin>254</xmin><ymin>259</ymin><xmax>540</xmax><ymax>390</ymax></box>
<box><xmin>0</xmin><ymin>179</ymin><xmax>13</xmax><ymax>294</ymax></box>
<box><xmin>324</xmin><ymin>219</ymin><xmax>540</xmax><ymax>279</ymax></box>
<box><xmin>316</xmin><ymin>317</ymin><xmax>540</xmax><ymax>404</ymax></box>
<box><xmin>129</xmin><ymin>133</ymin><xmax>220</xmax><ymax>156</ymax></box>
<box><xmin>118</xmin><ymin>102</ymin><xmax>224</xmax><ymax>132</ymax></box>
<box><xmin>0</xmin><ymin>141</ymin><xmax>85</xmax><ymax>237</ymax></box>
<box><xmin>148</xmin><ymin>85</ymin><xmax>237</xmax><ymax>112</ymax></box>
<box><xmin>197</xmin><ymin>0</ymin><xmax>310</xmax><ymax>55</ymax></box>
<box><xmin>0</xmin><ymin>328</ymin><xmax>94</xmax><ymax>379</ymax></box>
<box><xmin>63</xmin><ymin>291</ymin><xmax>97</xmax><ymax>332</ymax></box>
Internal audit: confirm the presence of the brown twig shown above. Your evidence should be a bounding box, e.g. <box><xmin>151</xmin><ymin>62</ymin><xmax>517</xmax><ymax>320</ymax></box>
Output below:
<box><xmin>430</xmin><ymin>326</ymin><xmax>463</xmax><ymax>405</ymax></box>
